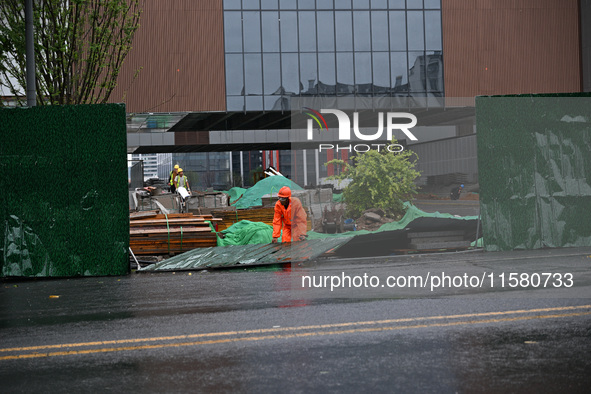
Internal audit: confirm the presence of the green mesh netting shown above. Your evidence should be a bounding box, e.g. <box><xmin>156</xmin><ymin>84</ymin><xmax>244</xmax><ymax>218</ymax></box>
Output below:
<box><xmin>232</xmin><ymin>176</ymin><xmax>303</xmax><ymax>209</ymax></box>
<box><xmin>226</xmin><ymin>187</ymin><xmax>247</xmax><ymax>204</ymax></box>
<box><xmin>216</xmin><ymin>220</ymin><xmax>274</xmax><ymax>246</ymax></box>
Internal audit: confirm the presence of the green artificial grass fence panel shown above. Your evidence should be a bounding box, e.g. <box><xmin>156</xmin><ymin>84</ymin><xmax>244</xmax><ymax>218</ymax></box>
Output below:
<box><xmin>0</xmin><ymin>104</ymin><xmax>129</xmax><ymax>277</ymax></box>
<box><xmin>476</xmin><ymin>94</ymin><xmax>591</xmax><ymax>251</ymax></box>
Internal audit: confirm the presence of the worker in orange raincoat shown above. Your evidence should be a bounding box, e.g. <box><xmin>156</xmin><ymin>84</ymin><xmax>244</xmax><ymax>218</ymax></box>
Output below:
<box><xmin>272</xmin><ymin>186</ymin><xmax>307</xmax><ymax>243</ymax></box>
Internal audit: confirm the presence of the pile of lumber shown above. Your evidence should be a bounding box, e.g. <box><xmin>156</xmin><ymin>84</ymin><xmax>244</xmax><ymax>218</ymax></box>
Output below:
<box><xmin>212</xmin><ymin>207</ymin><xmax>312</xmax><ymax>232</ymax></box>
<box><xmin>130</xmin><ymin>211</ymin><xmax>220</xmax><ymax>255</ymax></box>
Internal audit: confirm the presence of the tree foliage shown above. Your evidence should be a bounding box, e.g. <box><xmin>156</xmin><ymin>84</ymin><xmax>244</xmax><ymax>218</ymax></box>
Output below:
<box><xmin>328</xmin><ymin>143</ymin><xmax>421</xmax><ymax>218</ymax></box>
<box><xmin>0</xmin><ymin>0</ymin><xmax>142</xmax><ymax>106</ymax></box>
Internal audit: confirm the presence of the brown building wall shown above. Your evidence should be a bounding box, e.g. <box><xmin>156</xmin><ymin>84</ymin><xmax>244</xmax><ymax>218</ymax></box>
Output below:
<box><xmin>110</xmin><ymin>0</ymin><xmax>226</xmax><ymax>113</ymax></box>
<box><xmin>442</xmin><ymin>0</ymin><xmax>581</xmax><ymax>97</ymax></box>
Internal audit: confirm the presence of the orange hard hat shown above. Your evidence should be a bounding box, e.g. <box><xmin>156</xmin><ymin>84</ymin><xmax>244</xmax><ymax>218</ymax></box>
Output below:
<box><xmin>278</xmin><ymin>186</ymin><xmax>291</xmax><ymax>198</ymax></box>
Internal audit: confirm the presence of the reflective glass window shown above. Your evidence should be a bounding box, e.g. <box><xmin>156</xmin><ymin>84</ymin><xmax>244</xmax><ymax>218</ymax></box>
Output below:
<box><xmin>246</xmin><ymin>96</ymin><xmax>264</xmax><ymax>110</ymax></box>
<box><xmin>372</xmin><ymin>52</ymin><xmax>390</xmax><ymax>91</ymax></box>
<box><xmin>424</xmin><ymin>0</ymin><xmax>441</xmax><ymax>9</ymax></box>
<box><xmin>317</xmin><ymin>11</ymin><xmax>335</xmax><ymax>51</ymax></box>
<box><xmin>425</xmin><ymin>51</ymin><xmax>443</xmax><ymax>93</ymax></box>
<box><xmin>353</xmin><ymin>0</ymin><xmax>370</xmax><ymax>8</ymax></box>
<box><xmin>265</xmin><ymin>96</ymin><xmax>283</xmax><ymax>111</ymax></box>
<box><xmin>262</xmin><ymin>0</ymin><xmax>279</xmax><ymax>8</ymax></box>
<box><xmin>300</xmin><ymin>53</ymin><xmax>318</xmax><ymax>94</ymax></box>
<box><xmin>336</xmin><ymin>0</ymin><xmax>352</xmax><ymax>9</ymax></box>
<box><xmin>281</xmin><ymin>53</ymin><xmax>300</xmax><ymax>94</ymax></box>
<box><xmin>243</xmin><ymin>0</ymin><xmax>261</xmax><ymax>9</ymax></box>
<box><xmin>280</xmin><ymin>0</ymin><xmax>297</xmax><ymax>9</ymax></box>
<box><xmin>408</xmin><ymin>51</ymin><xmax>426</xmax><ymax>92</ymax></box>
<box><xmin>353</xmin><ymin>11</ymin><xmax>370</xmax><ymax>51</ymax></box>
<box><xmin>407</xmin><ymin>0</ymin><xmax>423</xmax><ymax>9</ymax></box>
<box><xmin>227</xmin><ymin>96</ymin><xmax>245</xmax><ymax>111</ymax></box>
<box><xmin>318</xmin><ymin>52</ymin><xmax>336</xmax><ymax>86</ymax></box>
<box><xmin>280</xmin><ymin>11</ymin><xmax>298</xmax><ymax>52</ymax></box>
<box><xmin>262</xmin><ymin>12</ymin><xmax>280</xmax><ymax>52</ymax></box>
<box><xmin>425</xmin><ymin>11</ymin><xmax>441</xmax><ymax>50</ymax></box>
<box><xmin>263</xmin><ymin>53</ymin><xmax>281</xmax><ymax>94</ymax></box>
<box><xmin>224</xmin><ymin>12</ymin><xmax>243</xmax><ymax>53</ymax></box>
<box><xmin>388</xmin><ymin>0</ymin><xmax>405</xmax><ymax>9</ymax></box>
<box><xmin>355</xmin><ymin>52</ymin><xmax>372</xmax><ymax>89</ymax></box>
<box><xmin>299</xmin><ymin>0</ymin><xmax>316</xmax><ymax>9</ymax></box>
<box><xmin>336</xmin><ymin>52</ymin><xmax>354</xmax><ymax>91</ymax></box>
<box><xmin>335</xmin><ymin>11</ymin><xmax>353</xmax><ymax>51</ymax></box>
<box><xmin>371</xmin><ymin>0</ymin><xmax>388</xmax><ymax>8</ymax></box>
<box><xmin>224</xmin><ymin>0</ymin><xmax>242</xmax><ymax>10</ymax></box>
<box><xmin>371</xmin><ymin>11</ymin><xmax>388</xmax><ymax>51</ymax></box>
<box><xmin>407</xmin><ymin>11</ymin><xmax>424</xmax><ymax>50</ymax></box>
<box><xmin>390</xmin><ymin>52</ymin><xmax>407</xmax><ymax>90</ymax></box>
<box><xmin>244</xmin><ymin>54</ymin><xmax>263</xmax><ymax>94</ymax></box>
<box><xmin>389</xmin><ymin>11</ymin><xmax>406</xmax><ymax>51</ymax></box>
<box><xmin>299</xmin><ymin>12</ymin><xmax>317</xmax><ymax>52</ymax></box>
<box><xmin>226</xmin><ymin>54</ymin><xmax>244</xmax><ymax>95</ymax></box>
<box><xmin>243</xmin><ymin>12</ymin><xmax>262</xmax><ymax>52</ymax></box>
<box><xmin>317</xmin><ymin>0</ymin><xmax>334</xmax><ymax>9</ymax></box>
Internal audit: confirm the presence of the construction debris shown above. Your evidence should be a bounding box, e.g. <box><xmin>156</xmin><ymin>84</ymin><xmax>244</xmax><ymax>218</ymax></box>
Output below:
<box><xmin>129</xmin><ymin>211</ymin><xmax>220</xmax><ymax>255</ymax></box>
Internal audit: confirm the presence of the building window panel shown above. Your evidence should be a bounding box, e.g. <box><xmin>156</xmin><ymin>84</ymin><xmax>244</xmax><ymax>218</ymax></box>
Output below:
<box><xmin>388</xmin><ymin>0</ymin><xmax>405</xmax><ymax>9</ymax></box>
<box><xmin>335</xmin><ymin>11</ymin><xmax>353</xmax><ymax>51</ymax></box>
<box><xmin>227</xmin><ymin>96</ymin><xmax>245</xmax><ymax>111</ymax></box>
<box><xmin>243</xmin><ymin>12</ymin><xmax>262</xmax><ymax>52</ymax></box>
<box><xmin>318</xmin><ymin>52</ymin><xmax>336</xmax><ymax>88</ymax></box>
<box><xmin>424</xmin><ymin>0</ymin><xmax>441</xmax><ymax>9</ymax></box>
<box><xmin>371</xmin><ymin>11</ymin><xmax>388</xmax><ymax>51</ymax></box>
<box><xmin>336</xmin><ymin>52</ymin><xmax>354</xmax><ymax>94</ymax></box>
<box><xmin>279</xmin><ymin>0</ymin><xmax>297</xmax><ymax>9</ymax></box>
<box><xmin>224</xmin><ymin>12</ymin><xmax>243</xmax><ymax>53</ymax></box>
<box><xmin>407</xmin><ymin>11</ymin><xmax>425</xmax><ymax>50</ymax></box>
<box><xmin>426</xmin><ymin>50</ymin><xmax>443</xmax><ymax>94</ymax></box>
<box><xmin>389</xmin><ymin>11</ymin><xmax>406</xmax><ymax>51</ymax></box>
<box><xmin>244</xmin><ymin>54</ymin><xmax>263</xmax><ymax>94</ymax></box>
<box><xmin>246</xmin><ymin>96</ymin><xmax>264</xmax><ymax>110</ymax></box>
<box><xmin>372</xmin><ymin>52</ymin><xmax>390</xmax><ymax>94</ymax></box>
<box><xmin>317</xmin><ymin>11</ymin><xmax>335</xmax><ymax>51</ymax></box>
<box><xmin>280</xmin><ymin>11</ymin><xmax>298</xmax><ymax>52</ymax></box>
<box><xmin>371</xmin><ymin>0</ymin><xmax>388</xmax><ymax>8</ymax></box>
<box><xmin>263</xmin><ymin>53</ymin><xmax>281</xmax><ymax>94</ymax></box>
<box><xmin>317</xmin><ymin>0</ymin><xmax>334</xmax><ymax>9</ymax></box>
<box><xmin>390</xmin><ymin>51</ymin><xmax>407</xmax><ymax>91</ymax></box>
<box><xmin>262</xmin><ymin>12</ymin><xmax>280</xmax><ymax>52</ymax></box>
<box><xmin>262</xmin><ymin>0</ymin><xmax>279</xmax><ymax>9</ymax></box>
<box><xmin>281</xmin><ymin>53</ymin><xmax>300</xmax><ymax>94</ymax></box>
<box><xmin>226</xmin><ymin>54</ymin><xmax>244</xmax><ymax>95</ymax></box>
<box><xmin>243</xmin><ymin>0</ymin><xmax>261</xmax><ymax>9</ymax></box>
<box><xmin>299</xmin><ymin>0</ymin><xmax>316</xmax><ymax>9</ymax></box>
<box><xmin>353</xmin><ymin>0</ymin><xmax>370</xmax><ymax>9</ymax></box>
<box><xmin>224</xmin><ymin>0</ymin><xmax>241</xmax><ymax>10</ymax></box>
<box><xmin>355</xmin><ymin>52</ymin><xmax>372</xmax><ymax>94</ymax></box>
<box><xmin>408</xmin><ymin>51</ymin><xmax>426</xmax><ymax>93</ymax></box>
<box><xmin>300</xmin><ymin>53</ymin><xmax>318</xmax><ymax>94</ymax></box>
<box><xmin>425</xmin><ymin>11</ymin><xmax>442</xmax><ymax>50</ymax></box>
<box><xmin>407</xmin><ymin>0</ymin><xmax>423</xmax><ymax>9</ymax></box>
<box><xmin>353</xmin><ymin>11</ymin><xmax>371</xmax><ymax>51</ymax></box>
<box><xmin>299</xmin><ymin>11</ymin><xmax>317</xmax><ymax>52</ymax></box>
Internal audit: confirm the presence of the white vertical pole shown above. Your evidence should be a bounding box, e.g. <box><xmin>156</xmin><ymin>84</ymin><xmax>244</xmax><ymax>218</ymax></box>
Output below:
<box><xmin>229</xmin><ymin>151</ymin><xmax>233</xmax><ymax>186</ymax></box>
<box><xmin>315</xmin><ymin>149</ymin><xmax>320</xmax><ymax>186</ymax></box>
<box><xmin>239</xmin><ymin>151</ymin><xmax>244</xmax><ymax>187</ymax></box>
<box><xmin>302</xmin><ymin>149</ymin><xmax>307</xmax><ymax>186</ymax></box>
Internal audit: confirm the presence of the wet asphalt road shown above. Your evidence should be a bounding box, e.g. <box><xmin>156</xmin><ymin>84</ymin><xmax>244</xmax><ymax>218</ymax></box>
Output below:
<box><xmin>1</xmin><ymin>247</ymin><xmax>591</xmax><ymax>393</ymax></box>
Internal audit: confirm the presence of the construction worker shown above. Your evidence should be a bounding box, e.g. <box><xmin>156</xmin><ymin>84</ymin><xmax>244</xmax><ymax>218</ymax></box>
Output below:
<box><xmin>174</xmin><ymin>168</ymin><xmax>190</xmax><ymax>193</ymax></box>
<box><xmin>169</xmin><ymin>165</ymin><xmax>179</xmax><ymax>193</ymax></box>
<box><xmin>450</xmin><ymin>184</ymin><xmax>464</xmax><ymax>200</ymax></box>
<box><xmin>272</xmin><ymin>186</ymin><xmax>307</xmax><ymax>243</ymax></box>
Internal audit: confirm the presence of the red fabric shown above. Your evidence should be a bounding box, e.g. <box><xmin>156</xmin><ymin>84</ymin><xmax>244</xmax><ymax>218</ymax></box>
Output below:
<box><xmin>272</xmin><ymin>197</ymin><xmax>307</xmax><ymax>242</ymax></box>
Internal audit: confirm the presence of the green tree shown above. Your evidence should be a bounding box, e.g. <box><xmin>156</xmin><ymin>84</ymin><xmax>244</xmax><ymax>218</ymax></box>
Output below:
<box><xmin>0</xmin><ymin>0</ymin><xmax>142</xmax><ymax>106</ymax></box>
<box><xmin>328</xmin><ymin>142</ymin><xmax>421</xmax><ymax>218</ymax></box>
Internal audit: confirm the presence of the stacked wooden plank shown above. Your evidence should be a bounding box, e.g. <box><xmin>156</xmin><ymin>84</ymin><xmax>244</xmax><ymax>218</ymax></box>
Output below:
<box><xmin>212</xmin><ymin>207</ymin><xmax>312</xmax><ymax>232</ymax></box>
<box><xmin>130</xmin><ymin>211</ymin><xmax>220</xmax><ymax>255</ymax></box>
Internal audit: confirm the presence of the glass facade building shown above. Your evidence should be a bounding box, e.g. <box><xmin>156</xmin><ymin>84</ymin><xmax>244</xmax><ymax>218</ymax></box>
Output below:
<box><xmin>223</xmin><ymin>0</ymin><xmax>443</xmax><ymax>111</ymax></box>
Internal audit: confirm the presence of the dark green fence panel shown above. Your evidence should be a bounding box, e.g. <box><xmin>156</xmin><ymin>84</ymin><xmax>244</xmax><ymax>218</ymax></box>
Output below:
<box><xmin>0</xmin><ymin>104</ymin><xmax>129</xmax><ymax>277</ymax></box>
<box><xmin>476</xmin><ymin>95</ymin><xmax>591</xmax><ymax>251</ymax></box>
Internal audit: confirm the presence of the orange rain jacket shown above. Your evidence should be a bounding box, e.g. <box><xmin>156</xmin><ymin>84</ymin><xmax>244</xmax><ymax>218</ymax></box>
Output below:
<box><xmin>272</xmin><ymin>197</ymin><xmax>307</xmax><ymax>242</ymax></box>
